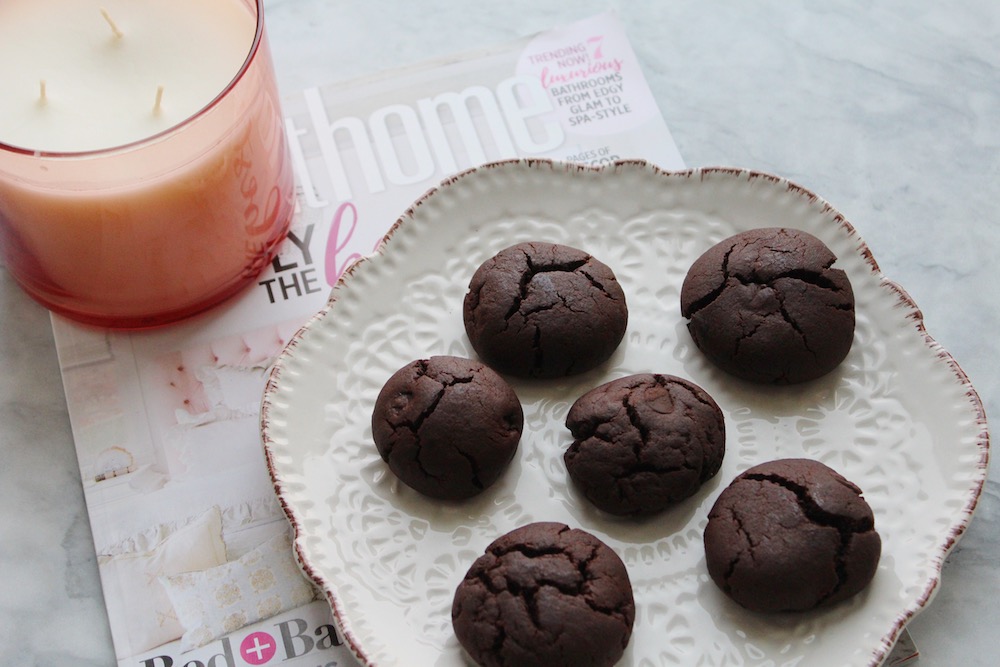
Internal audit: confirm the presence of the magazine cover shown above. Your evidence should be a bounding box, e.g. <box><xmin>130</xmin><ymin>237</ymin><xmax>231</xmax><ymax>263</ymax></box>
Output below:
<box><xmin>51</xmin><ymin>12</ymin><xmax>685</xmax><ymax>667</ymax></box>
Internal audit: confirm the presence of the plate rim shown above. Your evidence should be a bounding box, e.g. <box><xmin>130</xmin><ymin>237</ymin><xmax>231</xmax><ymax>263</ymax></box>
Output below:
<box><xmin>260</xmin><ymin>158</ymin><xmax>991</xmax><ymax>667</ymax></box>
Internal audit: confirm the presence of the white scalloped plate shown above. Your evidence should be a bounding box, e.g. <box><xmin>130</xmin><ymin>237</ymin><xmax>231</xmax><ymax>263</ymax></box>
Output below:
<box><xmin>261</xmin><ymin>161</ymin><xmax>988</xmax><ymax>667</ymax></box>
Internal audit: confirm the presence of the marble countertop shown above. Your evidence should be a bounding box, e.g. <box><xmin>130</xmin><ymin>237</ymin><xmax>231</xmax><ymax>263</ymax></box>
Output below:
<box><xmin>1</xmin><ymin>0</ymin><xmax>996</xmax><ymax>664</ymax></box>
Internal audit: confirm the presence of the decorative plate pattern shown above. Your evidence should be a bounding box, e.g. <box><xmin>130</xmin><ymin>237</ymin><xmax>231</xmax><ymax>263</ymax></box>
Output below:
<box><xmin>261</xmin><ymin>161</ymin><xmax>989</xmax><ymax>667</ymax></box>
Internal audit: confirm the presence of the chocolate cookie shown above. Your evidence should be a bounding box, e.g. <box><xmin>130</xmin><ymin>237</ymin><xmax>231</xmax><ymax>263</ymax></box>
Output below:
<box><xmin>704</xmin><ymin>458</ymin><xmax>881</xmax><ymax>612</ymax></box>
<box><xmin>452</xmin><ymin>521</ymin><xmax>634</xmax><ymax>667</ymax></box>
<box><xmin>564</xmin><ymin>374</ymin><xmax>725</xmax><ymax>516</ymax></box>
<box><xmin>463</xmin><ymin>242</ymin><xmax>628</xmax><ymax>378</ymax></box>
<box><xmin>371</xmin><ymin>356</ymin><xmax>523</xmax><ymax>500</ymax></box>
<box><xmin>680</xmin><ymin>227</ymin><xmax>855</xmax><ymax>384</ymax></box>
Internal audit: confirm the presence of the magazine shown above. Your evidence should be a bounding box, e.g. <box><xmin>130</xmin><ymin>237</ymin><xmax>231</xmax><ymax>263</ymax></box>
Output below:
<box><xmin>49</xmin><ymin>11</ymin><xmax>917</xmax><ymax>667</ymax></box>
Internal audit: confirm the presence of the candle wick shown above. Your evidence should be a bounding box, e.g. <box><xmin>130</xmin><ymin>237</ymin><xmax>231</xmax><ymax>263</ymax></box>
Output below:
<box><xmin>153</xmin><ymin>86</ymin><xmax>164</xmax><ymax>115</ymax></box>
<box><xmin>39</xmin><ymin>80</ymin><xmax>48</xmax><ymax>105</ymax></box>
<box><xmin>100</xmin><ymin>7</ymin><xmax>124</xmax><ymax>39</ymax></box>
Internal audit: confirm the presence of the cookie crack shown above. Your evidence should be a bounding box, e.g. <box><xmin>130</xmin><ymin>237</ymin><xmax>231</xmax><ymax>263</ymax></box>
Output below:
<box><xmin>674</xmin><ymin>380</ymin><xmax>715</xmax><ymax>413</ymax></box>
<box><xmin>466</xmin><ymin>280</ymin><xmax>483</xmax><ymax>315</ymax></box>
<box><xmin>379</xmin><ymin>361</ymin><xmax>438</xmax><ymax>455</ymax></box>
<box><xmin>774</xmin><ymin>290</ymin><xmax>813</xmax><ymax>355</ymax></box>
<box><xmin>721</xmin><ymin>507</ymin><xmax>757</xmax><ymax>593</ymax></box>
<box><xmin>745</xmin><ymin>473</ymin><xmax>873</xmax><ymax>602</ymax></box>
<box><xmin>505</xmin><ymin>251</ymin><xmax>590</xmax><ymax>321</ymax></box>
<box><xmin>397</xmin><ymin>366</ymin><xmax>476</xmax><ymax>479</ymax></box>
<box><xmin>731</xmin><ymin>311</ymin><xmax>765</xmax><ymax>359</ymax></box>
<box><xmin>534</xmin><ymin>257</ymin><xmax>590</xmax><ymax>275</ymax></box>
<box><xmin>503</xmin><ymin>542</ymin><xmax>572</xmax><ymax>566</ymax></box>
<box><xmin>620</xmin><ymin>403</ymin><xmax>695</xmax><ymax>481</ymax></box>
<box><xmin>745</xmin><ymin>473</ymin><xmax>873</xmax><ymax>532</ymax></box>
<box><xmin>728</xmin><ymin>291</ymin><xmax>813</xmax><ymax>368</ymax></box>
<box><xmin>578</xmin><ymin>266</ymin><xmax>619</xmax><ymax>302</ymax></box>
<box><xmin>622</xmin><ymin>393</ymin><xmax>650</xmax><ymax>457</ymax></box>
<box><xmin>781</xmin><ymin>267</ymin><xmax>844</xmax><ymax>292</ymax></box>
<box><xmin>402</xmin><ymin>373</ymin><xmax>452</xmax><ymax>436</ymax></box>
<box><xmin>455</xmin><ymin>448</ymin><xmax>485</xmax><ymax>491</ymax></box>
<box><xmin>683</xmin><ymin>244</ymin><xmax>737</xmax><ymax>316</ymax></box>
<box><xmin>490</xmin><ymin>622</ymin><xmax>507</xmax><ymax>660</ymax></box>
<box><xmin>574</xmin><ymin>543</ymin><xmax>629</xmax><ymax>621</ymax></box>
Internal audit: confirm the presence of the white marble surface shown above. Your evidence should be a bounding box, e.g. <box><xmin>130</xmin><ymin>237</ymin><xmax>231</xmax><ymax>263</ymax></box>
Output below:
<box><xmin>1</xmin><ymin>0</ymin><xmax>997</xmax><ymax>664</ymax></box>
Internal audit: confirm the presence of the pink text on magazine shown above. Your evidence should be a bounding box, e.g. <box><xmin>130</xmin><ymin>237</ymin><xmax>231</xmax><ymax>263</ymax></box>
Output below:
<box><xmin>139</xmin><ymin>616</ymin><xmax>343</xmax><ymax>667</ymax></box>
<box><xmin>258</xmin><ymin>200</ymin><xmax>367</xmax><ymax>304</ymax></box>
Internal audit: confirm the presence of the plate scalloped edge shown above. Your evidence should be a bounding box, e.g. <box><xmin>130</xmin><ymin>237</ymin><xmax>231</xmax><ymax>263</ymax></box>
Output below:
<box><xmin>261</xmin><ymin>158</ymin><xmax>990</xmax><ymax>667</ymax></box>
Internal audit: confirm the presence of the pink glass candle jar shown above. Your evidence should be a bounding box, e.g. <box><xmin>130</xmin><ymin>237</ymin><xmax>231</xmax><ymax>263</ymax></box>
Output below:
<box><xmin>0</xmin><ymin>0</ymin><xmax>293</xmax><ymax>328</ymax></box>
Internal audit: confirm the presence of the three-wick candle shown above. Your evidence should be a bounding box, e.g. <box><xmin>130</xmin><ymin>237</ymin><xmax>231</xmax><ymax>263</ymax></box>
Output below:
<box><xmin>0</xmin><ymin>0</ymin><xmax>294</xmax><ymax>328</ymax></box>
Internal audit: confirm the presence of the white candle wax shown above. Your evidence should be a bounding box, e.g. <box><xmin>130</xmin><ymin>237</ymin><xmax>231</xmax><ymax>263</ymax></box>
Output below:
<box><xmin>0</xmin><ymin>0</ymin><xmax>294</xmax><ymax>327</ymax></box>
<box><xmin>0</xmin><ymin>0</ymin><xmax>255</xmax><ymax>153</ymax></box>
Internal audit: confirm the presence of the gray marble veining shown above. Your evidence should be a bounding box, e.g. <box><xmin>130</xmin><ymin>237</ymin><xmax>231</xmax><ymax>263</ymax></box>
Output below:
<box><xmin>1</xmin><ymin>1</ymin><xmax>997</xmax><ymax>664</ymax></box>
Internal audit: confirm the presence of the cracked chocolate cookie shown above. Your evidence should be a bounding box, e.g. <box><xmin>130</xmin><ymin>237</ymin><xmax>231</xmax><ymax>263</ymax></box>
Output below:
<box><xmin>564</xmin><ymin>374</ymin><xmax>725</xmax><ymax>516</ymax></box>
<box><xmin>704</xmin><ymin>458</ymin><xmax>881</xmax><ymax>612</ymax></box>
<box><xmin>680</xmin><ymin>227</ymin><xmax>855</xmax><ymax>384</ymax></box>
<box><xmin>463</xmin><ymin>242</ymin><xmax>628</xmax><ymax>378</ymax></box>
<box><xmin>452</xmin><ymin>521</ymin><xmax>634</xmax><ymax>667</ymax></box>
<box><xmin>371</xmin><ymin>356</ymin><xmax>523</xmax><ymax>500</ymax></box>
